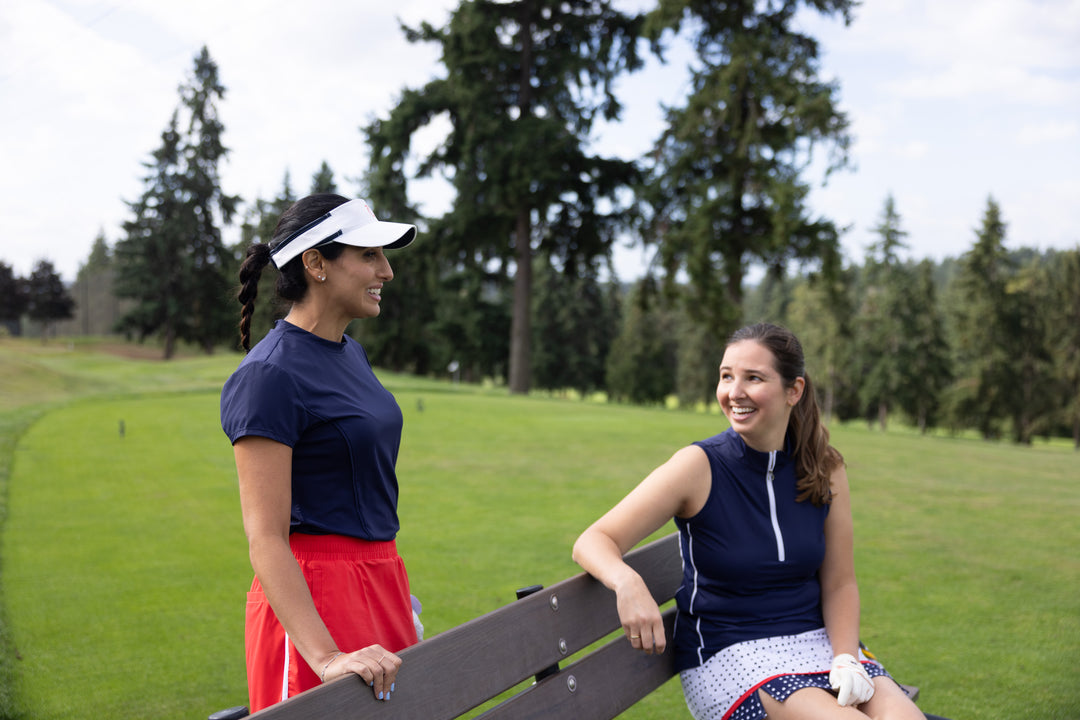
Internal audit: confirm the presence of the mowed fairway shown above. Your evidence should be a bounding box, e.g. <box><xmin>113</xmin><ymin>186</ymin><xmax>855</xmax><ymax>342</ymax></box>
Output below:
<box><xmin>1</xmin><ymin>340</ymin><xmax>1077</xmax><ymax>719</ymax></box>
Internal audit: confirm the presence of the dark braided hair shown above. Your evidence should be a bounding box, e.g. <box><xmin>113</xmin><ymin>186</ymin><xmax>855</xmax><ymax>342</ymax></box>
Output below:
<box><xmin>236</xmin><ymin>193</ymin><xmax>350</xmax><ymax>351</ymax></box>
<box><xmin>726</xmin><ymin>323</ymin><xmax>842</xmax><ymax>506</ymax></box>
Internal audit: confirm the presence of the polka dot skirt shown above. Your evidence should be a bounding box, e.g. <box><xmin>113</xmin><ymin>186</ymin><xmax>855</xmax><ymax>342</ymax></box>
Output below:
<box><xmin>679</xmin><ymin>628</ymin><xmax>889</xmax><ymax>720</ymax></box>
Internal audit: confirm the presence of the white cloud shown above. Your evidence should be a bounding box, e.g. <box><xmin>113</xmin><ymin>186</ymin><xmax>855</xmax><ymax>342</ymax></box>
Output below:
<box><xmin>0</xmin><ymin>0</ymin><xmax>1077</xmax><ymax>283</ymax></box>
<box><xmin>1018</xmin><ymin>120</ymin><xmax>1079</xmax><ymax>145</ymax></box>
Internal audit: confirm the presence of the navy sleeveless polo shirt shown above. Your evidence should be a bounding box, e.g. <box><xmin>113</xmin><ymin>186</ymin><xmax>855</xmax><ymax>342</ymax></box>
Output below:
<box><xmin>220</xmin><ymin>320</ymin><xmax>404</xmax><ymax>541</ymax></box>
<box><xmin>672</xmin><ymin>428</ymin><xmax>828</xmax><ymax>672</ymax></box>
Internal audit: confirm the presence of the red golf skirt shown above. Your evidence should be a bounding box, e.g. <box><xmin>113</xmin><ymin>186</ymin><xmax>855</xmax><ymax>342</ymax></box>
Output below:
<box><xmin>244</xmin><ymin>534</ymin><xmax>417</xmax><ymax>712</ymax></box>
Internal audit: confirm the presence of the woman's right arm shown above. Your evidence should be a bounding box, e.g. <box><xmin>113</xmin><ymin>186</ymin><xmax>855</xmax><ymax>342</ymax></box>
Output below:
<box><xmin>572</xmin><ymin>445</ymin><xmax>711</xmax><ymax>654</ymax></box>
<box><xmin>233</xmin><ymin>436</ymin><xmax>400</xmax><ymax>698</ymax></box>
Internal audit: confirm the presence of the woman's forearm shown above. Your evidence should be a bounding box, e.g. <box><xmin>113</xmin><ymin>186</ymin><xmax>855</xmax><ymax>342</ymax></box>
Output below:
<box><xmin>821</xmin><ymin>580</ymin><xmax>861</xmax><ymax>658</ymax></box>
<box><xmin>249</xmin><ymin>533</ymin><xmax>340</xmax><ymax>675</ymax></box>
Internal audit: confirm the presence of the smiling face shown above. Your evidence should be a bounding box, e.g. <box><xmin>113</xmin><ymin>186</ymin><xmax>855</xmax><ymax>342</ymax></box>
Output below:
<box><xmin>325</xmin><ymin>245</ymin><xmax>394</xmax><ymax>321</ymax></box>
<box><xmin>716</xmin><ymin>339</ymin><xmax>805</xmax><ymax>452</ymax></box>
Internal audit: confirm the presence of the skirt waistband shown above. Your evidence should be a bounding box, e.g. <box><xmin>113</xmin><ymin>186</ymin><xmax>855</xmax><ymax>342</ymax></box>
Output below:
<box><xmin>289</xmin><ymin>533</ymin><xmax>398</xmax><ymax>560</ymax></box>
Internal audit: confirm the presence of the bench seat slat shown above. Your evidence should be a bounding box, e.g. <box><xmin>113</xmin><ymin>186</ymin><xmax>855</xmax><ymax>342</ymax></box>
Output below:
<box><xmin>247</xmin><ymin>534</ymin><xmax>682</xmax><ymax>720</ymax></box>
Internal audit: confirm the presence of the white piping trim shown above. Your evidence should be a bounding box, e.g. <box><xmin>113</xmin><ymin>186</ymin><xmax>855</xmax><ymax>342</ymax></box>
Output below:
<box><xmin>281</xmin><ymin>632</ymin><xmax>291</xmax><ymax>703</ymax></box>
<box><xmin>765</xmin><ymin>451</ymin><xmax>786</xmax><ymax>562</ymax></box>
<box><xmin>684</xmin><ymin>529</ymin><xmax>706</xmax><ymax>665</ymax></box>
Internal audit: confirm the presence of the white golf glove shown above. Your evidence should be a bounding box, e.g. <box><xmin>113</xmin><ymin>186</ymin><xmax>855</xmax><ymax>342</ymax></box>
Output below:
<box><xmin>829</xmin><ymin>653</ymin><xmax>875</xmax><ymax>706</ymax></box>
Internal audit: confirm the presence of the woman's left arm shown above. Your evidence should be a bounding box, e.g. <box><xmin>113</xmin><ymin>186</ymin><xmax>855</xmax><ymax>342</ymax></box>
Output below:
<box><xmin>819</xmin><ymin>464</ymin><xmax>861</xmax><ymax>658</ymax></box>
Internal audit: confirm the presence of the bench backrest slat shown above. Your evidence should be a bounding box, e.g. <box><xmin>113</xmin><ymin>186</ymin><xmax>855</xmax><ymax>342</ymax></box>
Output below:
<box><xmin>474</xmin><ymin>608</ymin><xmax>678</xmax><ymax>720</ymax></box>
<box><xmin>247</xmin><ymin>533</ymin><xmax>683</xmax><ymax>720</ymax></box>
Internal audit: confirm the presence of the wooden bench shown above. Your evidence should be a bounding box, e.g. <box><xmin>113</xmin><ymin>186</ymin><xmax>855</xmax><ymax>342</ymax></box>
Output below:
<box><xmin>210</xmin><ymin>533</ymin><xmax>950</xmax><ymax>720</ymax></box>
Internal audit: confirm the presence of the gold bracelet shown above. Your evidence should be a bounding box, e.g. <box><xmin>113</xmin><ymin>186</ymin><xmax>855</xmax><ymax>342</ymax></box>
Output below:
<box><xmin>320</xmin><ymin>651</ymin><xmax>344</xmax><ymax>683</ymax></box>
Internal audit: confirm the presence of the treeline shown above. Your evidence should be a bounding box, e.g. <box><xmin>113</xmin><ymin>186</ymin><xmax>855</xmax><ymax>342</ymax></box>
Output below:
<box><xmin>1</xmin><ymin>1</ymin><xmax>1077</xmax><ymax>447</ymax></box>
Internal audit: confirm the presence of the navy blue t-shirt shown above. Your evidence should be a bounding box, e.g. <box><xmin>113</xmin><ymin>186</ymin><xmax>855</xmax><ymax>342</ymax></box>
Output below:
<box><xmin>672</xmin><ymin>428</ymin><xmax>829</xmax><ymax>671</ymax></box>
<box><xmin>220</xmin><ymin>321</ymin><xmax>403</xmax><ymax>540</ymax></box>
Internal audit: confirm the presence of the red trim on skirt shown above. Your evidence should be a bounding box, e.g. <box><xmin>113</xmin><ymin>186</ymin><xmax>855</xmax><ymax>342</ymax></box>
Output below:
<box><xmin>245</xmin><ymin>534</ymin><xmax>417</xmax><ymax>712</ymax></box>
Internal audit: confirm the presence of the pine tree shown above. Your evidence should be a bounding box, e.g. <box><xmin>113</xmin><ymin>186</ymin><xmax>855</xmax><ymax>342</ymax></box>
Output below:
<box><xmin>25</xmin><ymin>259</ymin><xmax>74</xmax><ymax>340</ymax></box>
<box><xmin>177</xmin><ymin>46</ymin><xmax>238</xmax><ymax>353</ymax></box>
<box><xmin>856</xmin><ymin>194</ymin><xmax>910</xmax><ymax>429</ymax></box>
<box><xmin>1046</xmin><ymin>248</ymin><xmax>1080</xmax><ymax>448</ymax></box>
<box><xmin>310</xmin><ymin>161</ymin><xmax>338</xmax><ymax>194</ymax></box>
<box><xmin>531</xmin><ymin>255</ymin><xmax>619</xmax><ymax>396</ymax></box>
<box><xmin>947</xmin><ymin>197</ymin><xmax>1014</xmax><ymax>439</ymax></box>
<box><xmin>641</xmin><ymin>0</ymin><xmax>853</xmax><ymax>342</ymax></box>
<box><xmin>996</xmin><ymin>254</ymin><xmax>1055</xmax><ymax>444</ymax></box>
<box><xmin>787</xmin><ymin>259</ymin><xmax>858</xmax><ymax>423</ymax></box>
<box><xmin>605</xmin><ymin>277</ymin><xmax>678</xmax><ymax>405</ymax></box>
<box><xmin>114</xmin><ymin>47</ymin><xmax>236</xmax><ymax>358</ymax></box>
<box><xmin>899</xmin><ymin>260</ymin><xmax>952</xmax><ymax>433</ymax></box>
<box><xmin>0</xmin><ymin>261</ymin><xmax>29</xmax><ymax>335</ymax></box>
<box><xmin>365</xmin><ymin>0</ymin><xmax>645</xmax><ymax>393</ymax></box>
<box><xmin>114</xmin><ymin>111</ymin><xmax>188</xmax><ymax>355</ymax></box>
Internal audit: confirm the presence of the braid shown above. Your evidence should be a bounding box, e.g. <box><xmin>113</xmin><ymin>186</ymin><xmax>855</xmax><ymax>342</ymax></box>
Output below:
<box><xmin>237</xmin><ymin>243</ymin><xmax>272</xmax><ymax>352</ymax></box>
<box><xmin>235</xmin><ymin>193</ymin><xmax>352</xmax><ymax>351</ymax></box>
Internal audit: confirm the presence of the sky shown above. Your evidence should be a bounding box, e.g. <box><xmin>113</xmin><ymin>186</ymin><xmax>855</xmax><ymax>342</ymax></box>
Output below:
<box><xmin>1</xmin><ymin>0</ymin><xmax>1078</xmax><ymax>284</ymax></box>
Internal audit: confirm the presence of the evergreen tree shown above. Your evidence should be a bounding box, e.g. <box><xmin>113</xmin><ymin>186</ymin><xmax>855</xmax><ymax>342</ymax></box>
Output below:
<box><xmin>25</xmin><ymin>259</ymin><xmax>74</xmax><ymax>339</ymax></box>
<box><xmin>640</xmin><ymin>0</ymin><xmax>852</xmax><ymax>343</ymax></box>
<box><xmin>365</xmin><ymin>0</ymin><xmax>645</xmax><ymax>393</ymax></box>
<box><xmin>786</xmin><ymin>257</ymin><xmax>858</xmax><ymax>423</ymax></box>
<box><xmin>310</xmin><ymin>161</ymin><xmax>338</xmax><ymax>194</ymax></box>
<box><xmin>1045</xmin><ymin>248</ymin><xmax>1080</xmax><ymax>448</ymax></box>
<box><xmin>77</xmin><ymin>231</ymin><xmax>112</xmax><ymax>280</ymax></box>
<box><xmin>531</xmin><ymin>255</ymin><xmax>619</xmax><ymax>396</ymax></box>
<box><xmin>114</xmin><ymin>112</ymin><xmax>187</xmax><ymax>355</ymax></box>
<box><xmin>947</xmin><ymin>197</ymin><xmax>1014</xmax><ymax>439</ymax></box>
<box><xmin>1003</xmin><ymin>257</ymin><xmax>1055</xmax><ymax>444</ymax></box>
<box><xmin>114</xmin><ymin>47</ymin><xmax>236</xmax><ymax>358</ymax></box>
<box><xmin>675</xmin><ymin>314</ymin><xmax>722</xmax><ymax>408</ymax></box>
<box><xmin>856</xmin><ymin>194</ymin><xmax>910</xmax><ymax>429</ymax></box>
<box><xmin>899</xmin><ymin>260</ymin><xmax>952</xmax><ymax>433</ymax></box>
<box><xmin>606</xmin><ymin>277</ymin><xmax>678</xmax><ymax>405</ymax></box>
<box><xmin>177</xmin><ymin>46</ymin><xmax>239</xmax><ymax>353</ymax></box>
<box><xmin>0</xmin><ymin>261</ymin><xmax>28</xmax><ymax>335</ymax></box>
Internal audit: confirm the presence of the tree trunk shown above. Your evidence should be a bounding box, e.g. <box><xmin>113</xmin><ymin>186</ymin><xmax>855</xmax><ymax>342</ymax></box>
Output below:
<box><xmin>163</xmin><ymin>321</ymin><xmax>176</xmax><ymax>360</ymax></box>
<box><xmin>508</xmin><ymin>3</ymin><xmax>535</xmax><ymax>396</ymax></box>
<box><xmin>509</xmin><ymin>209</ymin><xmax>532</xmax><ymax>394</ymax></box>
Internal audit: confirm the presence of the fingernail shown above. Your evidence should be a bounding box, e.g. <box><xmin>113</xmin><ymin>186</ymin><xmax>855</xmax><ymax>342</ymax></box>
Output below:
<box><xmin>369</xmin><ymin>680</ymin><xmax>374</xmax><ymax>687</ymax></box>
<box><xmin>378</xmin><ymin>692</ymin><xmax>384</xmax><ymax>700</ymax></box>
<box><xmin>391</xmin><ymin>683</ymin><xmax>396</xmax><ymax>693</ymax></box>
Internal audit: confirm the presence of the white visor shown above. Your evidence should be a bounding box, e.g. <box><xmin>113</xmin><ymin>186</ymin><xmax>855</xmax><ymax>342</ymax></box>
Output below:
<box><xmin>270</xmin><ymin>199</ymin><xmax>416</xmax><ymax>268</ymax></box>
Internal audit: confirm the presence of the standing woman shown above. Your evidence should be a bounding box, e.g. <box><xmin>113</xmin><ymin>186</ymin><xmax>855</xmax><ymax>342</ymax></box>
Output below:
<box><xmin>221</xmin><ymin>193</ymin><xmax>419</xmax><ymax>711</ymax></box>
<box><xmin>573</xmin><ymin>323</ymin><xmax>925</xmax><ymax>720</ymax></box>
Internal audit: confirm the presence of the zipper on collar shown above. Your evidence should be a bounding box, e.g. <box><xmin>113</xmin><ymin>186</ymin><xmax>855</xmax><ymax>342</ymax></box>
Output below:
<box><xmin>765</xmin><ymin>451</ymin><xmax>786</xmax><ymax>562</ymax></box>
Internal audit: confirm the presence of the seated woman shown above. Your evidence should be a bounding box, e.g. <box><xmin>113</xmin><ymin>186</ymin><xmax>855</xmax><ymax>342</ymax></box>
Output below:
<box><xmin>573</xmin><ymin>323</ymin><xmax>925</xmax><ymax>720</ymax></box>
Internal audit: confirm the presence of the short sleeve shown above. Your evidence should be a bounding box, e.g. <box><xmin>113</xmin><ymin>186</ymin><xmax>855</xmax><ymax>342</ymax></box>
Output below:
<box><xmin>220</xmin><ymin>361</ymin><xmax>308</xmax><ymax>447</ymax></box>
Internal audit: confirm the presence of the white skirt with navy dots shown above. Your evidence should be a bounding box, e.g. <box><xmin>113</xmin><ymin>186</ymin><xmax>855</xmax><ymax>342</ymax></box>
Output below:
<box><xmin>679</xmin><ymin>628</ymin><xmax>889</xmax><ymax>720</ymax></box>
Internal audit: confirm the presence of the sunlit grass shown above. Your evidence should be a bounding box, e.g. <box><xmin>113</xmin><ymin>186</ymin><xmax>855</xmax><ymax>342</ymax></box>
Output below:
<box><xmin>0</xmin><ymin>338</ymin><xmax>1076</xmax><ymax>719</ymax></box>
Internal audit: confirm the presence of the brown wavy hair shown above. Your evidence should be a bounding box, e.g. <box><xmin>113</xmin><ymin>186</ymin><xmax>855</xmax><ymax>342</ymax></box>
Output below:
<box><xmin>726</xmin><ymin>323</ymin><xmax>842</xmax><ymax>505</ymax></box>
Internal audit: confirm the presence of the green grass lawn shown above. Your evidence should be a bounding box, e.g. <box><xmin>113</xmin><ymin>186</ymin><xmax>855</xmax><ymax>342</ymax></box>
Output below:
<box><xmin>0</xmin><ymin>338</ymin><xmax>1077</xmax><ymax>719</ymax></box>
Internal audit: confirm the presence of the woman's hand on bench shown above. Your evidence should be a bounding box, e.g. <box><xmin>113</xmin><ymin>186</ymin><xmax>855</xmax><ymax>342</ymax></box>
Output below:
<box><xmin>615</xmin><ymin>571</ymin><xmax>667</xmax><ymax>655</ymax></box>
<box><xmin>320</xmin><ymin>644</ymin><xmax>402</xmax><ymax>701</ymax></box>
